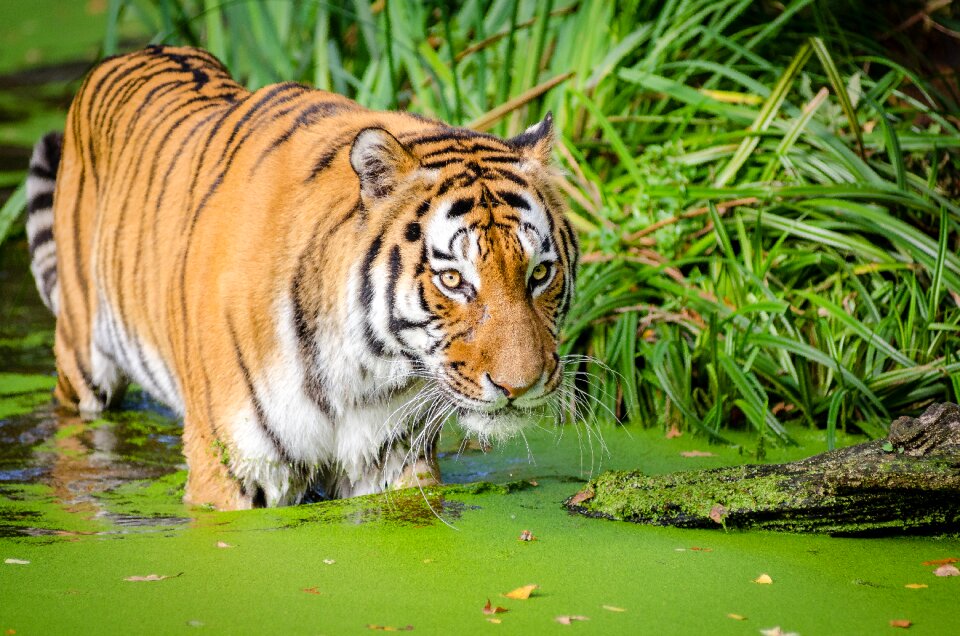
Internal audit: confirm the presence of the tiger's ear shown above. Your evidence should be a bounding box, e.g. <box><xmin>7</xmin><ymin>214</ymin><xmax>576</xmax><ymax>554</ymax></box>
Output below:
<box><xmin>350</xmin><ymin>127</ymin><xmax>419</xmax><ymax>201</ymax></box>
<box><xmin>508</xmin><ymin>112</ymin><xmax>554</xmax><ymax>165</ymax></box>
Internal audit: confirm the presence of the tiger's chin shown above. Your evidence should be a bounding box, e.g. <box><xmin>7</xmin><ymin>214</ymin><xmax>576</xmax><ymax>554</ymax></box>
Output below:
<box><xmin>456</xmin><ymin>405</ymin><xmax>537</xmax><ymax>445</ymax></box>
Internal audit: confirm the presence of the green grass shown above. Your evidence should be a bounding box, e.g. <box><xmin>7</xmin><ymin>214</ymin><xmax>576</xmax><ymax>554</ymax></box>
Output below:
<box><xmin>4</xmin><ymin>0</ymin><xmax>960</xmax><ymax>445</ymax></box>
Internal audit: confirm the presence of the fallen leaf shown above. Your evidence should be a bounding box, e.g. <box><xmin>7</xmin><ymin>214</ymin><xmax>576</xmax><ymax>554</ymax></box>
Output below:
<box><xmin>904</xmin><ymin>584</ymin><xmax>927</xmax><ymax>589</ymax></box>
<box><xmin>528</xmin><ymin>480</ymin><xmax>539</xmax><ymax>487</ymax></box>
<box><xmin>486</xmin><ymin>618</ymin><xmax>502</xmax><ymax>624</ymax></box>
<box><xmin>709</xmin><ymin>504</ymin><xmax>727</xmax><ymax>524</ymax></box>
<box><xmin>124</xmin><ymin>574</ymin><xmax>176</xmax><ymax>582</ymax></box>
<box><xmin>601</xmin><ymin>605</ymin><xmax>625</xmax><ymax>612</ymax></box>
<box><xmin>890</xmin><ymin>619</ymin><xmax>912</xmax><ymax>628</ymax></box>
<box><xmin>483</xmin><ymin>600</ymin><xmax>508</xmax><ymax>615</ymax></box>
<box><xmin>366</xmin><ymin>625</ymin><xmax>413</xmax><ymax>632</ymax></box>
<box><xmin>555</xmin><ymin>616</ymin><xmax>589</xmax><ymax>625</ymax></box>
<box><xmin>666</xmin><ymin>425</ymin><xmax>683</xmax><ymax>439</ymax></box>
<box><xmin>934</xmin><ymin>564</ymin><xmax>959</xmax><ymax>577</ymax></box>
<box><xmin>753</xmin><ymin>574</ymin><xmax>773</xmax><ymax>585</ymax></box>
<box><xmin>759</xmin><ymin>627</ymin><xmax>799</xmax><ymax>636</ymax></box>
<box><xmin>690</xmin><ymin>546</ymin><xmax>713</xmax><ymax>552</ymax></box>
<box><xmin>186</xmin><ymin>620</ymin><xmax>204</xmax><ymax>628</ymax></box>
<box><xmin>921</xmin><ymin>557</ymin><xmax>958</xmax><ymax>567</ymax></box>
<box><xmin>216</xmin><ymin>541</ymin><xmax>233</xmax><ymax>549</ymax></box>
<box><xmin>503</xmin><ymin>584</ymin><xmax>538</xmax><ymax>600</ymax></box>
<box><xmin>727</xmin><ymin>613</ymin><xmax>746</xmax><ymax>621</ymax></box>
<box><xmin>518</xmin><ymin>530</ymin><xmax>536</xmax><ymax>542</ymax></box>
<box><xmin>568</xmin><ymin>488</ymin><xmax>594</xmax><ymax>505</ymax></box>
<box><xmin>5</xmin><ymin>630</ymin><xmax>15</xmax><ymax>635</ymax></box>
<box><xmin>302</xmin><ymin>587</ymin><xmax>322</xmax><ymax>595</ymax></box>
<box><xmin>422</xmin><ymin>559</ymin><xmax>433</xmax><ymax>564</ymax></box>
<box><xmin>323</xmin><ymin>559</ymin><xmax>336</xmax><ymax>565</ymax></box>
<box><xmin>681</xmin><ymin>450</ymin><xmax>715</xmax><ymax>457</ymax></box>
<box><xmin>4</xmin><ymin>559</ymin><xmax>29</xmax><ymax>565</ymax></box>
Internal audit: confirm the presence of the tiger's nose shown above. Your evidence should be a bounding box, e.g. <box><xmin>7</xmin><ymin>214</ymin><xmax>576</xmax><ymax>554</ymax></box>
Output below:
<box><xmin>486</xmin><ymin>373</ymin><xmax>538</xmax><ymax>400</ymax></box>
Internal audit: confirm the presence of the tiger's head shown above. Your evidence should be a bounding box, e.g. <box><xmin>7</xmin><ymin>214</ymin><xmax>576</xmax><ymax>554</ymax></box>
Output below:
<box><xmin>349</xmin><ymin>114</ymin><xmax>577</xmax><ymax>441</ymax></box>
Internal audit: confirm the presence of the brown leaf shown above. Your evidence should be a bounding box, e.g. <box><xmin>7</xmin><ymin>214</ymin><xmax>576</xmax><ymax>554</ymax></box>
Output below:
<box><xmin>689</xmin><ymin>546</ymin><xmax>712</xmax><ymax>552</ymax></box>
<box><xmin>904</xmin><ymin>583</ymin><xmax>928</xmax><ymax>589</ymax></box>
<box><xmin>922</xmin><ymin>557</ymin><xmax>959</xmax><ymax>566</ymax></box>
<box><xmin>124</xmin><ymin>574</ymin><xmax>176</xmax><ymax>582</ymax></box>
<box><xmin>680</xmin><ymin>450</ymin><xmax>715</xmax><ymax>457</ymax></box>
<box><xmin>518</xmin><ymin>530</ymin><xmax>536</xmax><ymax>542</ymax></box>
<box><xmin>666</xmin><ymin>425</ymin><xmax>683</xmax><ymax>439</ymax></box>
<box><xmin>727</xmin><ymin>613</ymin><xmax>746</xmax><ymax>621</ymax></box>
<box><xmin>709</xmin><ymin>505</ymin><xmax>727</xmax><ymax>524</ymax></box>
<box><xmin>483</xmin><ymin>600</ymin><xmax>508</xmax><ymax>615</ymax></box>
<box><xmin>601</xmin><ymin>605</ymin><xmax>625</xmax><ymax>612</ymax></box>
<box><xmin>753</xmin><ymin>574</ymin><xmax>773</xmax><ymax>585</ymax></box>
<box><xmin>933</xmin><ymin>564</ymin><xmax>960</xmax><ymax>577</ymax></box>
<box><xmin>568</xmin><ymin>488</ymin><xmax>594</xmax><ymax>506</ymax></box>
<box><xmin>302</xmin><ymin>587</ymin><xmax>322</xmax><ymax>595</ymax></box>
<box><xmin>555</xmin><ymin>616</ymin><xmax>589</xmax><ymax>625</ymax></box>
<box><xmin>366</xmin><ymin>625</ymin><xmax>413</xmax><ymax>632</ymax></box>
<box><xmin>503</xmin><ymin>584</ymin><xmax>538</xmax><ymax>600</ymax></box>
<box><xmin>216</xmin><ymin>541</ymin><xmax>233</xmax><ymax>549</ymax></box>
<box><xmin>890</xmin><ymin>619</ymin><xmax>912</xmax><ymax>628</ymax></box>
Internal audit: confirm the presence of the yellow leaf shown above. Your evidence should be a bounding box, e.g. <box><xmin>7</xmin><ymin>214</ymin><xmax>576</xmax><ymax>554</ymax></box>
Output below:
<box><xmin>699</xmin><ymin>88</ymin><xmax>763</xmax><ymax>105</ymax></box>
<box><xmin>486</xmin><ymin>618</ymin><xmax>502</xmax><ymax>624</ymax></box>
<box><xmin>602</xmin><ymin>605</ymin><xmax>626</xmax><ymax>612</ymax></box>
<box><xmin>753</xmin><ymin>574</ymin><xmax>773</xmax><ymax>585</ymax></box>
<box><xmin>503</xmin><ymin>584</ymin><xmax>538</xmax><ymax>600</ymax></box>
<box><xmin>727</xmin><ymin>613</ymin><xmax>747</xmax><ymax>621</ymax></box>
<box><xmin>904</xmin><ymin>583</ymin><xmax>928</xmax><ymax>589</ymax></box>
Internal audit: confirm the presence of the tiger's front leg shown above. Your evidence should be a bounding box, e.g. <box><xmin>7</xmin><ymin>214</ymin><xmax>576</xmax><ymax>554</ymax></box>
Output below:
<box><xmin>182</xmin><ymin>414</ymin><xmax>254</xmax><ymax>510</ymax></box>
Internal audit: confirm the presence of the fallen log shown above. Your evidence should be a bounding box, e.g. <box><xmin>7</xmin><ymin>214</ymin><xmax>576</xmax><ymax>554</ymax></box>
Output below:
<box><xmin>565</xmin><ymin>402</ymin><xmax>960</xmax><ymax>535</ymax></box>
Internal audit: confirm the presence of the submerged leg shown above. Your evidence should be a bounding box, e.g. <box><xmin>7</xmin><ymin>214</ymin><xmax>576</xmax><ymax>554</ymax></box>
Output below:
<box><xmin>182</xmin><ymin>415</ymin><xmax>252</xmax><ymax>510</ymax></box>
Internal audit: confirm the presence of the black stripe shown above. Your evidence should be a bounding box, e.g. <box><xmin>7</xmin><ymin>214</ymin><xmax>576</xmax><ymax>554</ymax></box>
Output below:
<box><xmin>226</xmin><ymin>313</ymin><xmax>296</xmax><ymax>466</ymax></box>
<box><xmin>498</xmin><ymin>191</ymin><xmax>529</xmax><ymax>211</ymax></box>
<box><xmin>256</xmin><ymin>101</ymin><xmax>356</xmax><ymax>173</ymax></box>
<box><xmin>360</xmin><ymin>235</ymin><xmax>387</xmax><ymax>356</ymax></box>
<box><xmin>386</xmin><ymin>245</ymin><xmax>430</xmax><ymax>341</ymax></box>
<box><xmin>28</xmin><ymin>192</ymin><xmax>53</xmax><ymax>214</ymax></box>
<box><xmin>447</xmin><ymin>197</ymin><xmax>473</xmax><ymax>218</ymax></box>
<box><xmin>28</xmin><ymin>226</ymin><xmax>53</xmax><ymax>254</ymax></box>
<box><xmin>291</xmin><ymin>220</ymin><xmax>333</xmax><ymax>417</ymax></box>
<box><xmin>305</xmin><ymin>129</ymin><xmax>362</xmax><ymax>182</ymax></box>
<box><xmin>493</xmin><ymin>168</ymin><xmax>528</xmax><ymax>187</ymax></box>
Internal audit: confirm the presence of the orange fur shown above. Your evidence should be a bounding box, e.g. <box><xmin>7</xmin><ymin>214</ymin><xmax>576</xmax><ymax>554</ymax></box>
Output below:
<box><xmin>30</xmin><ymin>46</ymin><xmax>577</xmax><ymax>509</ymax></box>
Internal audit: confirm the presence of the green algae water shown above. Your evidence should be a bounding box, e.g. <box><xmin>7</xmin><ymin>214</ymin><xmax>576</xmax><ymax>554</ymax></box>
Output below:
<box><xmin>2</xmin><ymin>239</ymin><xmax>960</xmax><ymax>635</ymax></box>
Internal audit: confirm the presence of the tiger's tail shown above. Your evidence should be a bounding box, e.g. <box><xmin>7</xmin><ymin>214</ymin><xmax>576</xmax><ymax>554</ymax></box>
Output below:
<box><xmin>26</xmin><ymin>131</ymin><xmax>63</xmax><ymax>315</ymax></box>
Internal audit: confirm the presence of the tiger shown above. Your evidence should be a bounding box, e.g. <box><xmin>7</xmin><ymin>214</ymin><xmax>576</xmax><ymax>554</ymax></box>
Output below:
<box><xmin>25</xmin><ymin>45</ymin><xmax>578</xmax><ymax>510</ymax></box>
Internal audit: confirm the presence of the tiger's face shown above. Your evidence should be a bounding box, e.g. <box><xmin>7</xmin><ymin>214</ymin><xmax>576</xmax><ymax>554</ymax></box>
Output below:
<box><xmin>350</xmin><ymin>114</ymin><xmax>577</xmax><ymax>441</ymax></box>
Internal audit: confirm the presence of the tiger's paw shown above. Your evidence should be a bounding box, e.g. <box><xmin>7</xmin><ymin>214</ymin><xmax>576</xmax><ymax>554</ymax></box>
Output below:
<box><xmin>392</xmin><ymin>458</ymin><xmax>441</xmax><ymax>490</ymax></box>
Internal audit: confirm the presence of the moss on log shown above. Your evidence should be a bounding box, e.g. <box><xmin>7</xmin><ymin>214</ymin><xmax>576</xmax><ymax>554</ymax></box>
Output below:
<box><xmin>565</xmin><ymin>403</ymin><xmax>960</xmax><ymax>535</ymax></box>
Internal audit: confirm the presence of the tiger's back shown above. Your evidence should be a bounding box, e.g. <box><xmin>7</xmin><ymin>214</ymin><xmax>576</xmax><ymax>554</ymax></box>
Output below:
<box><xmin>29</xmin><ymin>45</ymin><xmax>578</xmax><ymax>509</ymax></box>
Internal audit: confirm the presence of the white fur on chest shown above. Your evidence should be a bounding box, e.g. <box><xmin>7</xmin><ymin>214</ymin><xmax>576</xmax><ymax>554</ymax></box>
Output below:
<box><xmin>228</xmin><ymin>285</ymin><xmax>429</xmax><ymax>505</ymax></box>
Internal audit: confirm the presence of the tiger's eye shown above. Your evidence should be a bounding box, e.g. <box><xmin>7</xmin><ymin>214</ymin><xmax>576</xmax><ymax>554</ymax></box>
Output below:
<box><xmin>440</xmin><ymin>270</ymin><xmax>461</xmax><ymax>289</ymax></box>
<box><xmin>531</xmin><ymin>263</ymin><xmax>549</xmax><ymax>282</ymax></box>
